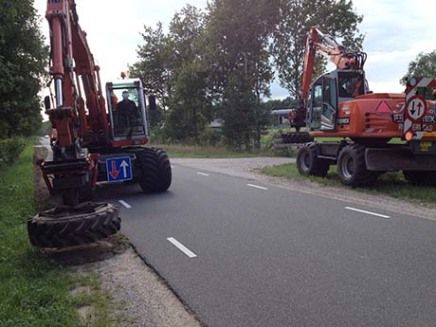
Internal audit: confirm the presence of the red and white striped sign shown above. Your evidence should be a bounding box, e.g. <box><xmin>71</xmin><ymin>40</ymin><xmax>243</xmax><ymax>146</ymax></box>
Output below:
<box><xmin>403</xmin><ymin>78</ymin><xmax>436</xmax><ymax>139</ymax></box>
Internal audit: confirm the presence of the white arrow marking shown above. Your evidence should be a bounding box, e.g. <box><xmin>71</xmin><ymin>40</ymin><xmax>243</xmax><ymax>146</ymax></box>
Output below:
<box><xmin>120</xmin><ymin>160</ymin><xmax>129</xmax><ymax>178</ymax></box>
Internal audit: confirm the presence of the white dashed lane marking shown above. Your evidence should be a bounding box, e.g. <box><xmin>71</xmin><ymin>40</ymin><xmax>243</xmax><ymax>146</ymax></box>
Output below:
<box><xmin>247</xmin><ymin>184</ymin><xmax>268</xmax><ymax>191</ymax></box>
<box><xmin>345</xmin><ymin>207</ymin><xmax>391</xmax><ymax>219</ymax></box>
<box><xmin>118</xmin><ymin>200</ymin><xmax>132</xmax><ymax>209</ymax></box>
<box><xmin>167</xmin><ymin>237</ymin><xmax>197</xmax><ymax>258</ymax></box>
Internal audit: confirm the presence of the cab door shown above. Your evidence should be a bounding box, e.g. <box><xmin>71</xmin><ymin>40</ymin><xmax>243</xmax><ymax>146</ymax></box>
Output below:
<box><xmin>308</xmin><ymin>75</ymin><xmax>338</xmax><ymax>131</ymax></box>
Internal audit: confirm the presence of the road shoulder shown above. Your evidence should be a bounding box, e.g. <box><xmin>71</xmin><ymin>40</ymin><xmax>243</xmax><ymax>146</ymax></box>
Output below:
<box><xmin>72</xmin><ymin>246</ymin><xmax>201</xmax><ymax>327</ymax></box>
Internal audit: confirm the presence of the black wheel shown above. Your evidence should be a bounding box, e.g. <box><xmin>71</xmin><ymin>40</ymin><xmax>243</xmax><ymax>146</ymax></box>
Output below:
<box><xmin>403</xmin><ymin>170</ymin><xmax>436</xmax><ymax>186</ymax></box>
<box><xmin>281</xmin><ymin>132</ymin><xmax>314</xmax><ymax>144</ymax></box>
<box><xmin>296</xmin><ymin>143</ymin><xmax>329</xmax><ymax>177</ymax></box>
<box><xmin>28</xmin><ymin>202</ymin><xmax>121</xmax><ymax>248</ymax></box>
<box><xmin>134</xmin><ymin>147</ymin><xmax>172</xmax><ymax>193</ymax></box>
<box><xmin>337</xmin><ymin>143</ymin><xmax>378</xmax><ymax>186</ymax></box>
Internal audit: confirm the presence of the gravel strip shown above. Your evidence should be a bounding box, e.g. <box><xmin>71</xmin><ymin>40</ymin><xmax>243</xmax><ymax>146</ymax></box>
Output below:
<box><xmin>75</xmin><ymin>247</ymin><xmax>201</xmax><ymax>327</ymax></box>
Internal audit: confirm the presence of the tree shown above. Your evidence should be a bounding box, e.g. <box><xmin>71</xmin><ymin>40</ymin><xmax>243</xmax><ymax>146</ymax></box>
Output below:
<box><xmin>206</xmin><ymin>0</ymin><xmax>279</xmax><ymax>149</ymax></box>
<box><xmin>0</xmin><ymin>0</ymin><xmax>48</xmax><ymax>138</ymax></box>
<box><xmin>165</xmin><ymin>5</ymin><xmax>212</xmax><ymax>143</ymax></box>
<box><xmin>168</xmin><ymin>5</ymin><xmax>206</xmax><ymax>73</ymax></box>
<box><xmin>130</xmin><ymin>23</ymin><xmax>173</xmax><ymax>110</ymax></box>
<box><xmin>401</xmin><ymin>50</ymin><xmax>436</xmax><ymax>84</ymax></box>
<box><xmin>272</xmin><ymin>0</ymin><xmax>363</xmax><ymax>101</ymax></box>
<box><xmin>132</xmin><ymin>6</ymin><xmax>212</xmax><ymax>143</ymax></box>
<box><xmin>167</xmin><ymin>61</ymin><xmax>211</xmax><ymax>142</ymax></box>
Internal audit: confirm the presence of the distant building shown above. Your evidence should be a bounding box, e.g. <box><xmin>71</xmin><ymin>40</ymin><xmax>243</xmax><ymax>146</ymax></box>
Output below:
<box><xmin>271</xmin><ymin>109</ymin><xmax>294</xmax><ymax>128</ymax></box>
<box><xmin>208</xmin><ymin>118</ymin><xmax>224</xmax><ymax>129</ymax></box>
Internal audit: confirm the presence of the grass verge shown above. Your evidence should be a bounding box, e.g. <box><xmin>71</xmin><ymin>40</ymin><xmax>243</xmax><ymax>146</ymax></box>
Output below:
<box><xmin>69</xmin><ymin>273</ymin><xmax>113</xmax><ymax>327</ymax></box>
<box><xmin>153</xmin><ymin>143</ymin><xmax>281</xmax><ymax>158</ymax></box>
<box><xmin>0</xmin><ymin>142</ymin><xmax>111</xmax><ymax>327</ymax></box>
<box><xmin>261</xmin><ymin>163</ymin><xmax>436</xmax><ymax>204</ymax></box>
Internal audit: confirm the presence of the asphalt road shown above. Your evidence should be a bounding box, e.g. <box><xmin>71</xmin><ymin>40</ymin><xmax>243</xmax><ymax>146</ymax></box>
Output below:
<box><xmin>95</xmin><ymin>162</ymin><xmax>436</xmax><ymax>327</ymax></box>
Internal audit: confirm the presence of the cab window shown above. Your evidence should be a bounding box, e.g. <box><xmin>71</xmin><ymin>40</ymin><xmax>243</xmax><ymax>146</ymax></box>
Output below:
<box><xmin>338</xmin><ymin>72</ymin><xmax>365</xmax><ymax>98</ymax></box>
<box><xmin>109</xmin><ymin>87</ymin><xmax>145</xmax><ymax>138</ymax></box>
<box><xmin>313</xmin><ymin>84</ymin><xmax>323</xmax><ymax>107</ymax></box>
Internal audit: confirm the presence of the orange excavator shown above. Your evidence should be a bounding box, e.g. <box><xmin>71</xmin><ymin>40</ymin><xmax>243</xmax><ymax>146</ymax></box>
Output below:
<box><xmin>284</xmin><ymin>27</ymin><xmax>436</xmax><ymax>186</ymax></box>
<box><xmin>28</xmin><ymin>0</ymin><xmax>172</xmax><ymax>248</ymax></box>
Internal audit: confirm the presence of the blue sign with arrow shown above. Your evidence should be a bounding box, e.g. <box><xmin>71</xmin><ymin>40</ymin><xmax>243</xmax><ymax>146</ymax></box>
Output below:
<box><xmin>106</xmin><ymin>157</ymin><xmax>133</xmax><ymax>182</ymax></box>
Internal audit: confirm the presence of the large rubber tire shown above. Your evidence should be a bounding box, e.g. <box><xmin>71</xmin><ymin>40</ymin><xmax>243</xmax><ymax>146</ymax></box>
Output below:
<box><xmin>28</xmin><ymin>202</ymin><xmax>121</xmax><ymax>248</ymax></box>
<box><xmin>296</xmin><ymin>143</ymin><xmax>329</xmax><ymax>177</ymax></box>
<box><xmin>281</xmin><ymin>132</ymin><xmax>314</xmax><ymax>144</ymax></box>
<box><xmin>337</xmin><ymin>143</ymin><xmax>378</xmax><ymax>186</ymax></box>
<box><xmin>403</xmin><ymin>170</ymin><xmax>436</xmax><ymax>186</ymax></box>
<box><xmin>135</xmin><ymin>147</ymin><xmax>172</xmax><ymax>193</ymax></box>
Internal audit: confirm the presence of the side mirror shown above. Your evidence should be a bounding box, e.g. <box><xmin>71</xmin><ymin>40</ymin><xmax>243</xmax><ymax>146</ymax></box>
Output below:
<box><xmin>148</xmin><ymin>95</ymin><xmax>156</xmax><ymax>111</ymax></box>
<box><xmin>44</xmin><ymin>96</ymin><xmax>51</xmax><ymax>110</ymax></box>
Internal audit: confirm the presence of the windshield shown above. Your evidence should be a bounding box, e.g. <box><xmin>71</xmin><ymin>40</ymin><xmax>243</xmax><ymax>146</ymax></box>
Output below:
<box><xmin>109</xmin><ymin>87</ymin><xmax>145</xmax><ymax>138</ymax></box>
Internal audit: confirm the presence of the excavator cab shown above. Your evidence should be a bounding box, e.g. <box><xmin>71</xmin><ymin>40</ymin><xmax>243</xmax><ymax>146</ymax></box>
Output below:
<box><xmin>106</xmin><ymin>78</ymin><xmax>154</xmax><ymax>143</ymax></box>
<box><xmin>308</xmin><ymin>70</ymin><xmax>366</xmax><ymax>131</ymax></box>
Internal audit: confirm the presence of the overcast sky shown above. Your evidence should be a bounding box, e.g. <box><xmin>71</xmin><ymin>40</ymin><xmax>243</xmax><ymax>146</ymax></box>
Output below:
<box><xmin>35</xmin><ymin>0</ymin><xmax>435</xmax><ymax>99</ymax></box>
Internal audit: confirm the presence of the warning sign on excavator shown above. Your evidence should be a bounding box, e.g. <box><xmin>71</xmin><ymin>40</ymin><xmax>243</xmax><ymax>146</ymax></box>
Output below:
<box><xmin>406</xmin><ymin>95</ymin><xmax>427</xmax><ymax>121</ymax></box>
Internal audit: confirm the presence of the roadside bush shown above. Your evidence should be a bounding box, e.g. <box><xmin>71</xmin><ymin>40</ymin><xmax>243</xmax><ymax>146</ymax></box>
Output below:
<box><xmin>0</xmin><ymin>138</ymin><xmax>26</xmax><ymax>167</ymax></box>
<box><xmin>262</xmin><ymin>129</ymin><xmax>297</xmax><ymax>157</ymax></box>
<box><xmin>198</xmin><ymin>128</ymin><xmax>224</xmax><ymax>147</ymax></box>
<box><xmin>261</xmin><ymin>129</ymin><xmax>283</xmax><ymax>149</ymax></box>
<box><xmin>150</xmin><ymin>126</ymin><xmax>171</xmax><ymax>145</ymax></box>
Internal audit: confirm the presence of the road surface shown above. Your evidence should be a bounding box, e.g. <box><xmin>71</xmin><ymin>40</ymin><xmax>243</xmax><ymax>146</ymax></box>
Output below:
<box><xmin>94</xmin><ymin>160</ymin><xmax>436</xmax><ymax>327</ymax></box>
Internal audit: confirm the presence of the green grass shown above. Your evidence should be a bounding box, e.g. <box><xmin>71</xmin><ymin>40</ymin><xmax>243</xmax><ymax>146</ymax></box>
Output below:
<box><xmin>0</xmin><ymin>142</ymin><xmax>114</xmax><ymax>327</ymax></box>
<box><xmin>70</xmin><ymin>274</ymin><xmax>113</xmax><ymax>327</ymax></box>
<box><xmin>261</xmin><ymin>163</ymin><xmax>436</xmax><ymax>204</ymax></box>
<box><xmin>0</xmin><ymin>144</ymin><xmax>80</xmax><ymax>326</ymax></box>
<box><xmin>154</xmin><ymin>144</ymin><xmax>279</xmax><ymax>158</ymax></box>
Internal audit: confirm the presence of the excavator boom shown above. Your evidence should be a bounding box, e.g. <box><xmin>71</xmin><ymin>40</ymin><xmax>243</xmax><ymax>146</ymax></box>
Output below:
<box><xmin>47</xmin><ymin>0</ymin><xmax>108</xmax><ymax>148</ymax></box>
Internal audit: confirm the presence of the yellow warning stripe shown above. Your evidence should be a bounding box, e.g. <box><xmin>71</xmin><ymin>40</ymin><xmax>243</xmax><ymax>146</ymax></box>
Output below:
<box><xmin>423</xmin><ymin>132</ymin><xmax>436</xmax><ymax>138</ymax></box>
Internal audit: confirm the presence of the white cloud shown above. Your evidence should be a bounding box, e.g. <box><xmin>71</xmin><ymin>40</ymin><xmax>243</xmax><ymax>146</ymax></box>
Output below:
<box><xmin>353</xmin><ymin>0</ymin><xmax>436</xmax><ymax>92</ymax></box>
